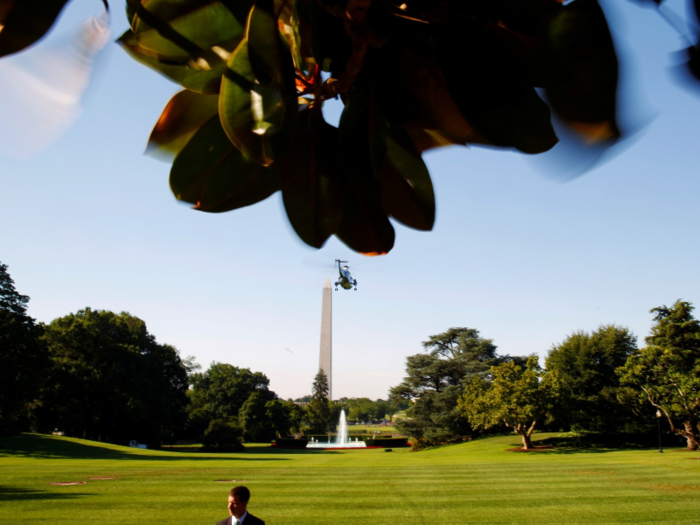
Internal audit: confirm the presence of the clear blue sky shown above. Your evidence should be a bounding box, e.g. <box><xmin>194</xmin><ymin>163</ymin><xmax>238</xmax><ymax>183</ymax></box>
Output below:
<box><xmin>1</xmin><ymin>0</ymin><xmax>699</xmax><ymax>400</ymax></box>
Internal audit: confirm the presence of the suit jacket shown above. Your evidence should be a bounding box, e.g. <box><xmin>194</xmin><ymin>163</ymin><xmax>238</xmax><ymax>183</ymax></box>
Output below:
<box><xmin>216</xmin><ymin>513</ymin><xmax>265</xmax><ymax>525</ymax></box>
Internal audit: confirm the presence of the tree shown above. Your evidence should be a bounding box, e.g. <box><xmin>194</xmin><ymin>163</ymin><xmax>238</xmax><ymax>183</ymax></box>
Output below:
<box><xmin>201</xmin><ymin>419</ymin><xmax>244</xmax><ymax>452</ymax></box>
<box><xmin>239</xmin><ymin>391</ymin><xmax>276</xmax><ymax>442</ymax></box>
<box><xmin>0</xmin><ymin>262</ymin><xmax>47</xmax><ymax>435</ymax></box>
<box><xmin>265</xmin><ymin>399</ymin><xmax>294</xmax><ymax>438</ymax></box>
<box><xmin>390</xmin><ymin>327</ymin><xmax>525</xmax><ymax>448</ymax></box>
<box><xmin>37</xmin><ymin>308</ymin><xmax>189</xmax><ymax>445</ymax></box>
<box><xmin>189</xmin><ymin>362</ymin><xmax>275</xmax><ymax>436</ymax></box>
<box><xmin>460</xmin><ymin>356</ymin><xmax>562</xmax><ymax>450</ymax></box>
<box><xmin>2</xmin><ymin>1</ymin><xmax>699</xmax><ymax>254</ymax></box>
<box><xmin>545</xmin><ymin>325</ymin><xmax>640</xmax><ymax>433</ymax></box>
<box><xmin>345</xmin><ymin>397</ymin><xmax>374</xmax><ymax>422</ymax></box>
<box><xmin>307</xmin><ymin>369</ymin><xmax>332</xmax><ymax>434</ymax></box>
<box><xmin>618</xmin><ymin>301</ymin><xmax>700</xmax><ymax>450</ymax></box>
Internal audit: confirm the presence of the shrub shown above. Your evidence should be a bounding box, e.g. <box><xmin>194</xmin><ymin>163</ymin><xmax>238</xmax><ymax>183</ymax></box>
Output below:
<box><xmin>365</xmin><ymin>437</ymin><xmax>409</xmax><ymax>448</ymax></box>
<box><xmin>201</xmin><ymin>420</ymin><xmax>244</xmax><ymax>452</ymax></box>
<box><xmin>273</xmin><ymin>438</ymin><xmax>308</xmax><ymax>449</ymax></box>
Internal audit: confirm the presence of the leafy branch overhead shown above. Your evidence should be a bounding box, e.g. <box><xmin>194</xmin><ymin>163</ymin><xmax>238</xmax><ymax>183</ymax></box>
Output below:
<box><xmin>2</xmin><ymin>0</ymin><xmax>700</xmax><ymax>254</ymax></box>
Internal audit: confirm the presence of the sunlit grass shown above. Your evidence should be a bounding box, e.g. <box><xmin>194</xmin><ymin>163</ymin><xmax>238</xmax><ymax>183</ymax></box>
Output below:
<box><xmin>1</xmin><ymin>433</ymin><xmax>699</xmax><ymax>524</ymax></box>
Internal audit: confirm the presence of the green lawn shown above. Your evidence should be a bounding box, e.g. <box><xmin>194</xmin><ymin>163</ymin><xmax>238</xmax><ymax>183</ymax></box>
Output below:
<box><xmin>1</xmin><ymin>433</ymin><xmax>699</xmax><ymax>524</ymax></box>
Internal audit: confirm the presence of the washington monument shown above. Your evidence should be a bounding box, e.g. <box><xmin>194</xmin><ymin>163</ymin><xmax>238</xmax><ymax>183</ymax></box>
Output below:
<box><xmin>319</xmin><ymin>278</ymin><xmax>332</xmax><ymax>399</ymax></box>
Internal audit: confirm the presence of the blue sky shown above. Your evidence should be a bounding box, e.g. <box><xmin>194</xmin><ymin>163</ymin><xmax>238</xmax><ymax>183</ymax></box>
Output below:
<box><xmin>1</xmin><ymin>0</ymin><xmax>699</xmax><ymax>400</ymax></box>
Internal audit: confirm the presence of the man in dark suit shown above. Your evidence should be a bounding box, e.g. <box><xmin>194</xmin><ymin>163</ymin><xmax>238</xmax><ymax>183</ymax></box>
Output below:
<box><xmin>217</xmin><ymin>485</ymin><xmax>265</xmax><ymax>525</ymax></box>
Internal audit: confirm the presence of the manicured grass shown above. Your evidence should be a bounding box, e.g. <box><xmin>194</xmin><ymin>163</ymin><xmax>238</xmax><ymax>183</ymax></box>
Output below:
<box><xmin>1</xmin><ymin>433</ymin><xmax>699</xmax><ymax>524</ymax></box>
<box><xmin>346</xmin><ymin>424</ymin><xmax>397</xmax><ymax>435</ymax></box>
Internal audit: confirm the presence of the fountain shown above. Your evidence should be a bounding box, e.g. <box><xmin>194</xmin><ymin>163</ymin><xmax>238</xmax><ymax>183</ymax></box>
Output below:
<box><xmin>306</xmin><ymin>409</ymin><xmax>367</xmax><ymax>449</ymax></box>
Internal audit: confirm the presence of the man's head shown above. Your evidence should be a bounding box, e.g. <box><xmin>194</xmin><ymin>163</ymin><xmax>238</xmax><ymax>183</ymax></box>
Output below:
<box><xmin>227</xmin><ymin>486</ymin><xmax>251</xmax><ymax>518</ymax></box>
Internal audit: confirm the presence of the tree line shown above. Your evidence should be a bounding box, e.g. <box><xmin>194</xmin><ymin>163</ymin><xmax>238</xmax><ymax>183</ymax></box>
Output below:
<box><xmin>390</xmin><ymin>304</ymin><xmax>700</xmax><ymax>451</ymax></box>
<box><xmin>0</xmin><ymin>262</ymin><xmax>402</xmax><ymax>448</ymax></box>
<box><xmin>5</xmin><ymin>259</ymin><xmax>698</xmax><ymax>451</ymax></box>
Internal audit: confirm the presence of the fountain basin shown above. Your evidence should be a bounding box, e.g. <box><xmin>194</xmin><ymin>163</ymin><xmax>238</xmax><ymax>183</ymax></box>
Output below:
<box><xmin>306</xmin><ymin>441</ymin><xmax>367</xmax><ymax>449</ymax></box>
<box><xmin>305</xmin><ymin>409</ymin><xmax>369</xmax><ymax>449</ymax></box>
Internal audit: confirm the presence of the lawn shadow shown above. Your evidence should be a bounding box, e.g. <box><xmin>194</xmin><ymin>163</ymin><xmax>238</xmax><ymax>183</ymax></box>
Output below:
<box><xmin>533</xmin><ymin>433</ymin><xmax>686</xmax><ymax>454</ymax></box>
<box><xmin>0</xmin><ymin>434</ymin><xmax>287</xmax><ymax>462</ymax></box>
<box><xmin>0</xmin><ymin>485</ymin><xmax>90</xmax><ymax>502</ymax></box>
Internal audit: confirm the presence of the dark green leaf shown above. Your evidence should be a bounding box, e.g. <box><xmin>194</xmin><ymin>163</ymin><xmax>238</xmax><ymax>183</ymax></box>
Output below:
<box><xmin>132</xmin><ymin>0</ymin><xmax>250</xmax><ymax>60</ymax></box>
<box><xmin>247</xmin><ymin>0</ymin><xmax>284</xmax><ymax>85</ymax></box>
<box><xmin>336</xmin><ymin>67</ymin><xmax>395</xmax><ymax>256</ymax></box>
<box><xmin>117</xmin><ymin>30</ymin><xmax>226</xmax><ymax>93</ymax></box>
<box><xmin>377</xmin><ymin>127</ymin><xmax>435</xmax><ymax>231</ymax></box>
<box><xmin>0</xmin><ymin>0</ymin><xmax>71</xmax><ymax>58</ymax></box>
<box><xmin>546</xmin><ymin>0</ymin><xmax>620</xmax><ymax>143</ymax></box>
<box><xmin>170</xmin><ymin>115</ymin><xmax>279</xmax><ymax>212</ymax></box>
<box><xmin>436</xmin><ymin>22</ymin><xmax>558</xmax><ymax>154</ymax></box>
<box><xmin>279</xmin><ymin>109</ymin><xmax>342</xmax><ymax>249</ymax></box>
<box><xmin>400</xmin><ymin>46</ymin><xmax>490</xmax><ymax>150</ymax></box>
<box><xmin>219</xmin><ymin>30</ymin><xmax>297</xmax><ymax>166</ymax></box>
<box><xmin>309</xmin><ymin>0</ymin><xmax>349</xmax><ymax>72</ymax></box>
<box><xmin>686</xmin><ymin>45</ymin><xmax>700</xmax><ymax>82</ymax></box>
<box><xmin>147</xmin><ymin>89</ymin><xmax>219</xmax><ymax>160</ymax></box>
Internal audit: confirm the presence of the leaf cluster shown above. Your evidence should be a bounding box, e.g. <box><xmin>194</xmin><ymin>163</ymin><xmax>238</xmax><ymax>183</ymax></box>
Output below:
<box><xmin>545</xmin><ymin>324</ymin><xmax>641</xmax><ymax>433</ymax></box>
<box><xmin>4</xmin><ymin>1</ymin><xmax>700</xmax><ymax>253</ymax></box>
<box><xmin>618</xmin><ymin>300</ymin><xmax>700</xmax><ymax>448</ymax></box>
<box><xmin>116</xmin><ymin>0</ymin><xmax>625</xmax><ymax>254</ymax></box>
<box><xmin>460</xmin><ymin>356</ymin><xmax>561</xmax><ymax>433</ymax></box>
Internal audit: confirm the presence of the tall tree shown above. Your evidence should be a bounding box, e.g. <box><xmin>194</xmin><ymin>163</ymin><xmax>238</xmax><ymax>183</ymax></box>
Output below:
<box><xmin>265</xmin><ymin>399</ymin><xmax>294</xmax><ymax>439</ymax></box>
<box><xmin>0</xmin><ymin>262</ymin><xmax>47</xmax><ymax>435</ymax></box>
<box><xmin>307</xmin><ymin>369</ymin><xmax>332</xmax><ymax>434</ymax></box>
<box><xmin>460</xmin><ymin>356</ymin><xmax>562</xmax><ymax>450</ymax></box>
<box><xmin>546</xmin><ymin>325</ymin><xmax>640</xmax><ymax>433</ymax></box>
<box><xmin>239</xmin><ymin>391</ymin><xmax>276</xmax><ymax>443</ymax></box>
<box><xmin>189</xmin><ymin>362</ymin><xmax>275</xmax><ymax>436</ymax></box>
<box><xmin>390</xmin><ymin>327</ymin><xmax>525</xmax><ymax>448</ymax></box>
<box><xmin>37</xmin><ymin>308</ymin><xmax>189</xmax><ymax>445</ymax></box>
<box><xmin>619</xmin><ymin>300</ymin><xmax>700</xmax><ymax>450</ymax></box>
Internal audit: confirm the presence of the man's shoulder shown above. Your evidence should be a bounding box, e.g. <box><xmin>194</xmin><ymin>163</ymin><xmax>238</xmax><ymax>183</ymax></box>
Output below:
<box><xmin>246</xmin><ymin>513</ymin><xmax>265</xmax><ymax>525</ymax></box>
<box><xmin>216</xmin><ymin>518</ymin><xmax>231</xmax><ymax>525</ymax></box>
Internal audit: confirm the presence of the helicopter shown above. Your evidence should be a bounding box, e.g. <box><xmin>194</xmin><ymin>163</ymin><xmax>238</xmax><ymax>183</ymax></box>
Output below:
<box><xmin>335</xmin><ymin>260</ymin><xmax>357</xmax><ymax>291</ymax></box>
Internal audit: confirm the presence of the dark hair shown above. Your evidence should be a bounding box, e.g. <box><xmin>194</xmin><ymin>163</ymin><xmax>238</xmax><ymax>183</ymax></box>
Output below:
<box><xmin>229</xmin><ymin>486</ymin><xmax>251</xmax><ymax>502</ymax></box>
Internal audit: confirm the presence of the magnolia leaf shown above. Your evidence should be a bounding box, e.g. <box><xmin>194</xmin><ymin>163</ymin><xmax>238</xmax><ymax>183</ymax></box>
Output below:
<box><xmin>335</xmin><ymin>170</ymin><xmax>396</xmax><ymax>256</ymax></box>
<box><xmin>496</xmin><ymin>0</ymin><xmax>563</xmax><ymax>45</ymax></box>
<box><xmin>117</xmin><ymin>30</ymin><xmax>226</xmax><ymax>93</ymax></box>
<box><xmin>437</xmin><ymin>23</ymin><xmax>557</xmax><ymax>154</ymax></box>
<box><xmin>247</xmin><ymin>0</ymin><xmax>286</xmax><ymax>86</ymax></box>
<box><xmin>219</xmin><ymin>39</ymin><xmax>276</xmax><ymax>165</ymax></box>
<box><xmin>132</xmin><ymin>0</ymin><xmax>250</xmax><ymax>60</ymax></box>
<box><xmin>170</xmin><ymin>115</ymin><xmax>279</xmax><ymax>212</ymax></box>
<box><xmin>401</xmin><ymin>46</ymin><xmax>489</xmax><ymax>149</ymax></box>
<box><xmin>336</xmin><ymin>69</ymin><xmax>395</xmax><ymax>256</ymax></box>
<box><xmin>0</xmin><ymin>0</ymin><xmax>71</xmax><ymax>58</ymax></box>
<box><xmin>309</xmin><ymin>0</ymin><xmax>348</xmax><ymax>73</ymax></box>
<box><xmin>378</xmin><ymin>127</ymin><xmax>435</xmax><ymax>231</ymax></box>
<box><xmin>686</xmin><ymin>45</ymin><xmax>700</xmax><ymax>82</ymax></box>
<box><xmin>219</xmin><ymin>25</ymin><xmax>296</xmax><ymax>166</ymax></box>
<box><xmin>290</xmin><ymin>0</ymin><xmax>316</xmax><ymax>75</ymax></box>
<box><xmin>546</xmin><ymin>0</ymin><xmax>620</xmax><ymax>143</ymax></box>
<box><xmin>279</xmin><ymin>109</ymin><xmax>342</xmax><ymax>249</ymax></box>
<box><xmin>146</xmin><ymin>89</ymin><xmax>219</xmax><ymax>160</ymax></box>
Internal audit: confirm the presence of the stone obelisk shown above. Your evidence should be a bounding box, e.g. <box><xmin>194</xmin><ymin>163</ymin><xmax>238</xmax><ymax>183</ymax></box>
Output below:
<box><xmin>319</xmin><ymin>278</ymin><xmax>332</xmax><ymax>399</ymax></box>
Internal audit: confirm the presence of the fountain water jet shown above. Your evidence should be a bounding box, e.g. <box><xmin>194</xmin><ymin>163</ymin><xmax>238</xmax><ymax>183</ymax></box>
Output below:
<box><xmin>306</xmin><ymin>409</ymin><xmax>367</xmax><ymax>449</ymax></box>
